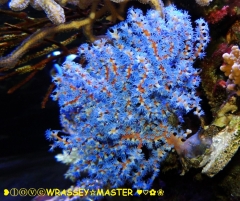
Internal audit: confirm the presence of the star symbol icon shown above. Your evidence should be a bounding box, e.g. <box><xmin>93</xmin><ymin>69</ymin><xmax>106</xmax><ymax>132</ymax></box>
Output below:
<box><xmin>90</xmin><ymin>190</ymin><xmax>95</xmax><ymax>196</ymax></box>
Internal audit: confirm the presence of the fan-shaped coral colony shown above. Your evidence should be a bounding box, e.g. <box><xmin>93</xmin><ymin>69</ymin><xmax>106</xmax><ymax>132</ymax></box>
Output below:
<box><xmin>0</xmin><ymin>0</ymin><xmax>240</xmax><ymax>199</ymax></box>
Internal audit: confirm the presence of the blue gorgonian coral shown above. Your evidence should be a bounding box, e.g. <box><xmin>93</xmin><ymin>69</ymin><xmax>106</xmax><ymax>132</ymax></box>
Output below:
<box><xmin>46</xmin><ymin>5</ymin><xmax>209</xmax><ymax>190</ymax></box>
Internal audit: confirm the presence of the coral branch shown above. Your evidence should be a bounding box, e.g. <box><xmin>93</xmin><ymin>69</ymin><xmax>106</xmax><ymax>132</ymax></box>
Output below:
<box><xmin>220</xmin><ymin>45</ymin><xmax>240</xmax><ymax>95</ymax></box>
<box><xmin>195</xmin><ymin>0</ymin><xmax>213</xmax><ymax>6</ymax></box>
<box><xmin>7</xmin><ymin>70</ymin><xmax>38</xmax><ymax>93</ymax></box>
<box><xmin>0</xmin><ymin>18</ymin><xmax>90</xmax><ymax>69</ymax></box>
<box><xmin>41</xmin><ymin>83</ymin><xmax>55</xmax><ymax>109</ymax></box>
<box><xmin>47</xmin><ymin>5</ymin><xmax>209</xmax><ymax>190</ymax></box>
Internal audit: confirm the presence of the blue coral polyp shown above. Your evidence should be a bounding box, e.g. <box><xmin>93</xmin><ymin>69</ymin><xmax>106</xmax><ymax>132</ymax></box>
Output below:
<box><xmin>47</xmin><ymin>5</ymin><xmax>209</xmax><ymax>190</ymax></box>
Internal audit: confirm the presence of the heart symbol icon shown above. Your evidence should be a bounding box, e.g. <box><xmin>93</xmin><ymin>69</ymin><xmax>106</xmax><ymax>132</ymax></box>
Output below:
<box><xmin>136</xmin><ymin>189</ymin><xmax>142</xmax><ymax>195</ymax></box>
<box><xmin>143</xmin><ymin>190</ymin><xmax>149</xmax><ymax>195</ymax></box>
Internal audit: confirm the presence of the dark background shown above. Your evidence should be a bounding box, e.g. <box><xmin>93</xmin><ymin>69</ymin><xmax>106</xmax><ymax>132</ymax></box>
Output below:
<box><xmin>0</xmin><ymin>1</ymin><xmax>240</xmax><ymax>201</ymax></box>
